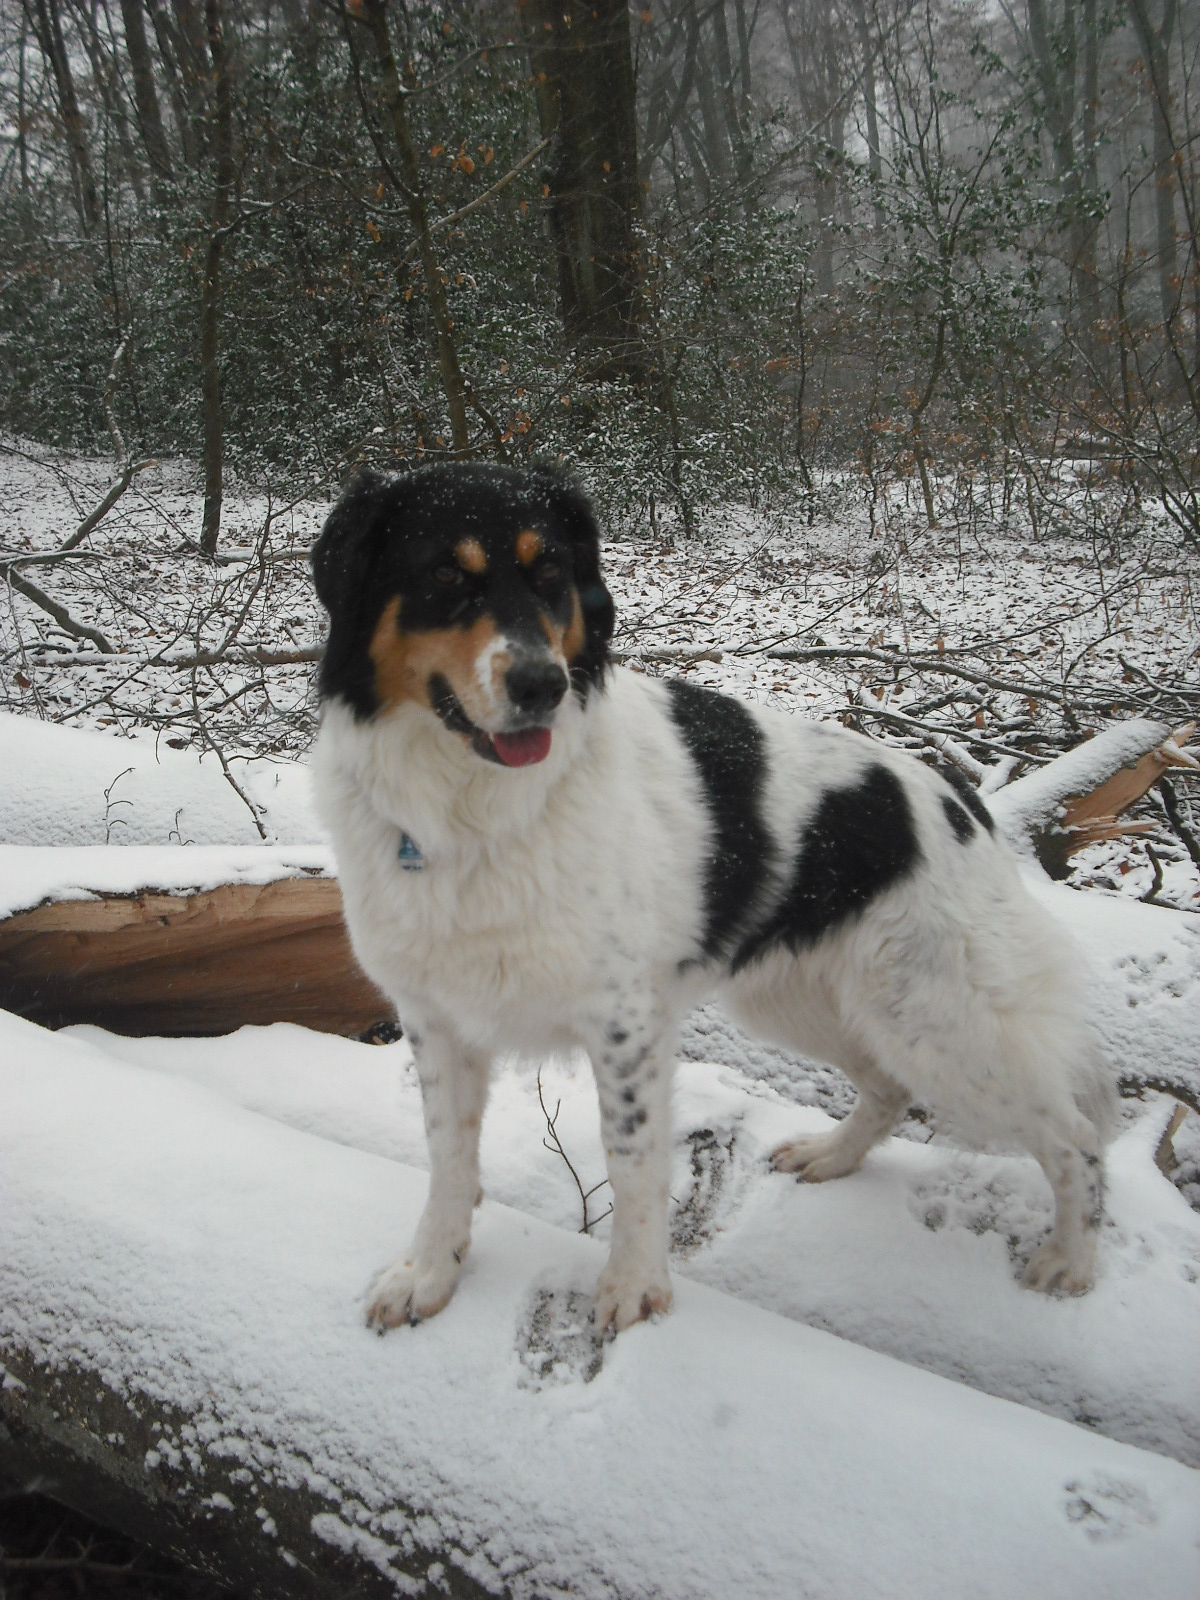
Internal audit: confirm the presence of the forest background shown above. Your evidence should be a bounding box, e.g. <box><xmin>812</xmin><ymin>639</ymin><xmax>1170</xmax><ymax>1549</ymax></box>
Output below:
<box><xmin>0</xmin><ymin>0</ymin><xmax>1196</xmax><ymax>554</ymax></box>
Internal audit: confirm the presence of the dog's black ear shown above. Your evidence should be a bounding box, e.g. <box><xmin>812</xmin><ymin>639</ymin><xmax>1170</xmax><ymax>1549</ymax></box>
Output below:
<box><xmin>534</xmin><ymin>466</ymin><xmax>614</xmax><ymax>694</ymax></box>
<box><xmin>312</xmin><ymin>470</ymin><xmax>395</xmax><ymax>716</ymax></box>
<box><xmin>311</xmin><ymin>469</ymin><xmax>387</xmax><ymax>619</ymax></box>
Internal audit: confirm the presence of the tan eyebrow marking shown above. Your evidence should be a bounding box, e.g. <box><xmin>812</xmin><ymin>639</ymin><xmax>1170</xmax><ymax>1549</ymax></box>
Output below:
<box><xmin>515</xmin><ymin>528</ymin><xmax>543</xmax><ymax>566</ymax></box>
<box><xmin>456</xmin><ymin>537</ymin><xmax>487</xmax><ymax>573</ymax></box>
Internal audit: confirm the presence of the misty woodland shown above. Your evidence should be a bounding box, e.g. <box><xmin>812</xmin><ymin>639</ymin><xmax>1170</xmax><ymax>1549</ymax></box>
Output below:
<box><xmin>0</xmin><ymin>0</ymin><xmax>1195</xmax><ymax>551</ymax></box>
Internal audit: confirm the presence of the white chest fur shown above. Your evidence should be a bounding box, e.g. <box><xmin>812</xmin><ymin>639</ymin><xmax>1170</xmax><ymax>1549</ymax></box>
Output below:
<box><xmin>312</xmin><ymin>675</ymin><xmax>708</xmax><ymax>1054</ymax></box>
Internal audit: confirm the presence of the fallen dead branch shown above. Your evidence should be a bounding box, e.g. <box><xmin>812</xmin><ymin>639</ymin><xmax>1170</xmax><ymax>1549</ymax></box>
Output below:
<box><xmin>991</xmin><ymin>721</ymin><xmax>1199</xmax><ymax>876</ymax></box>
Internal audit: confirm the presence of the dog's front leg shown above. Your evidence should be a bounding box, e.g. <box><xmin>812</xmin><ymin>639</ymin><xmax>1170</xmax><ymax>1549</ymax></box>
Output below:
<box><xmin>589</xmin><ymin>1024</ymin><xmax>676</xmax><ymax>1333</ymax></box>
<box><xmin>366</xmin><ymin>1019</ymin><xmax>490</xmax><ymax>1330</ymax></box>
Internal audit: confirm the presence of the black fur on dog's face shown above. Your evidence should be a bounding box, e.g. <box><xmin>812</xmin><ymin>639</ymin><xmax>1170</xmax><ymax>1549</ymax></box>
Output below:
<box><xmin>311</xmin><ymin>463</ymin><xmax>615</xmax><ymax>766</ymax></box>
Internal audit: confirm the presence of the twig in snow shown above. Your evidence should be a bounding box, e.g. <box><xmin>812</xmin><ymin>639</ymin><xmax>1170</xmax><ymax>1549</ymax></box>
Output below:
<box><xmin>189</xmin><ymin>670</ymin><xmax>269</xmax><ymax>842</ymax></box>
<box><xmin>1140</xmin><ymin>841</ymin><xmax>1165</xmax><ymax>904</ymax></box>
<box><xmin>537</xmin><ymin>1067</ymin><xmax>611</xmax><ymax>1235</ymax></box>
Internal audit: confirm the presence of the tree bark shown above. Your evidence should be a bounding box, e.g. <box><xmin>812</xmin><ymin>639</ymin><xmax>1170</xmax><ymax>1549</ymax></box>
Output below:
<box><xmin>357</xmin><ymin>0</ymin><xmax>470</xmax><ymax>452</ymax></box>
<box><xmin>121</xmin><ymin>0</ymin><xmax>175</xmax><ymax>188</ymax></box>
<box><xmin>0</xmin><ymin>1347</ymin><xmax>488</xmax><ymax>1600</ymax></box>
<box><xmin>1023</xmin><ymin>0</ymin><xmax>1101</xmax><ymax>346</ymax></box>
<box><xmin>198</xmin><ymin>0</ymin><xmax>234</xmax><ymax>559</ymax></box>
<box><xmin>145</xmin><ymin>0</ymin><xmax>201</xmax><ymax>166</ymax></box>
<box><xmin>1127</xmin><ymin>0</ymin><xmax>1180</xmax><ymax>330</ymax></box>
<box><xmin>27</xmin><ymin>0</ymin><xmax>102</xmax><ymax>231</ymax></box>
<box><xmin>522</xmin><ymin>0</ymin><xmax>645</xmax><ymax>378</ymax></box>
<box><xmin>989</xmin><ymin>718</ymin><xmax>1197</xmax><ymax>876</ymax></box>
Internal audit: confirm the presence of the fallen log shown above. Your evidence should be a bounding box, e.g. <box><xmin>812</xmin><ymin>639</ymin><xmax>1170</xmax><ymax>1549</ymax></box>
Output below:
<box><xmin>0</xmin><ymin>850</ymin><xmax>388</xmax><ymax>1036</ymax></box>
<box><xmin>3</xmin><ymin>1012</ymin><xmax>1197</xmax><ymax>1600</ymax></box>
<box><xmin>989</xmin><ymin>720</ymin><xmax>1198</xmax><ymax>877</ymax></box>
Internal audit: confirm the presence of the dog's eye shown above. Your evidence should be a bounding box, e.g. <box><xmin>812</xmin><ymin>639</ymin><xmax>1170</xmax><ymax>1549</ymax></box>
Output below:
<box><xmin>433</xmin><ymin>564</ymin><xmax>463</xmax><ymax>586</ymax></box>
<box><xmin>536</xmin><ymin>559</ymin><xmax>562</xmax><ymax>584</ymax></box>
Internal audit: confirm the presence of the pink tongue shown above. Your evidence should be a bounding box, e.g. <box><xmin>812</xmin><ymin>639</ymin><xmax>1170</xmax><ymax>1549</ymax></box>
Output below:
<box><xmin>491</xmin><ymin>728</ymin><xmax>552</xmax><ymax>767</ymax></box>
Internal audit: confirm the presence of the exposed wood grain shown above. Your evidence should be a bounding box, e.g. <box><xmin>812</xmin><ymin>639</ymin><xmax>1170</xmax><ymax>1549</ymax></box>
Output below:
<box><xmin>1061</xmin><ymin>723</ymin><xmax>1198</xmax><ymax>830</ymax></box>
<box><xmin>0</xmin><ymin>877</ymin><xmax>390</xmax><ymax>1037</ymax></box>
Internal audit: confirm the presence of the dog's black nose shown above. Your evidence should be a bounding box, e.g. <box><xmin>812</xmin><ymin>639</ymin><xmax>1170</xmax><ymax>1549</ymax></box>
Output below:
<box><xmin>506</xmin><ymin>659</ymin><xmax>568</xmax><ymax>719</ymax></box>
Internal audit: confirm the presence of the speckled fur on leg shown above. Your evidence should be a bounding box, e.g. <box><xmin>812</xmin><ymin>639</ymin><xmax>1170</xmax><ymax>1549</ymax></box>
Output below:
<box><xmin>365</xmin><ymin>1020</ymin><xmax>490</xmax><ymax>1329</ymax></box>
<box><xmin>588</xmin><ymin>1006</ymin><xmax>677</xmax><ymax>1332</ymax></box>
<box><xmin>1022</xmin><ymin>1115</ymin><xmax>1104</xmax><ymax>1294</ymax></box>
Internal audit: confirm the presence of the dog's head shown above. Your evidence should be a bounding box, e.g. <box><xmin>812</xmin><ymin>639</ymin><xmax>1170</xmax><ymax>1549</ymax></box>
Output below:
<box><xmin>311</xmin><ymin>462</ymin><xmax>614</xmax><ymax>767</ymax></box>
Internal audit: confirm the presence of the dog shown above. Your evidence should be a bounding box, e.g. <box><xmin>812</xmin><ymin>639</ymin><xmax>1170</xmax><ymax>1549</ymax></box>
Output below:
<box><xmin>311</xmin><ymin>462</ymin><xmax>1113</xmax><ymax>1333</ymax></box>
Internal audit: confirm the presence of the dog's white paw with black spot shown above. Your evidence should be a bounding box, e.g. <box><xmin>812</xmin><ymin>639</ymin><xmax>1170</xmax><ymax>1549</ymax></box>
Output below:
<box><xmin>1022</xmin><ymin>1236</ymin><xmax>1095</xmax><ymax>1295</ymax></box>
<box><xmin>770</xmin><ymin>1132</ymin><xmax>862</xmax><ymax>1183</ymax></box>
<box><xmin>365</xmin><ymin>1252</ymin><xmax>463</xmax><ymax>1330</ymax></box>
<box><xmin>594</xmin><ymin>1263</ymin><xmax>673</xmax><ymax>1333</ymax></box>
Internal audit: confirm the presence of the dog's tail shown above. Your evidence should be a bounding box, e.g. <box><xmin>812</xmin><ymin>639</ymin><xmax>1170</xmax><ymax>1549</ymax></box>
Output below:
<box><xmin>1070</xmin><ymin>1041</ymin><xmax>1120</xmax><ymax>1147</ymax></box>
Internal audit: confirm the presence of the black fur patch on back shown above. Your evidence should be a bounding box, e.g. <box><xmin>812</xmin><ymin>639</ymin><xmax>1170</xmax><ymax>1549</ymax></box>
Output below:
<box><xmin>941</xmin><ymin>793</ymin><xmax>975</xmax><ymax>843</ymax></box>
<box><xmin>939</xmin><ymin>763</ymin><xmax>995</xmax><ymax>834</ymax></box>
<box><xmin>734</xmin><ymin>762</ymin><xmax>920</xmax><ymax>969</ymax></box>
<box><xmin>665</xmin><ymin>679</ymin><xmax>774</xmax><ymax>963</ymax></box>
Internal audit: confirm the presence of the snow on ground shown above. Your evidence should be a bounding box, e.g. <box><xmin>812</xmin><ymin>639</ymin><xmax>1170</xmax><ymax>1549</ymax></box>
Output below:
<box><xmin>3</xmin><ymin>1009</ymin><xmax>1198</xmax><ymax>1600</ymax></box>
<box><xmin>0</xmin><ymin>709</ymin><xmax>322</xmax><ymax>849</ymax></box>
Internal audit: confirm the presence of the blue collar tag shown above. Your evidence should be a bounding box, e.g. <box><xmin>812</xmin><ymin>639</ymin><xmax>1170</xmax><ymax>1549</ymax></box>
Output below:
<box><xmin>397</xmin><ymin>831</ymin><xmax>425</xmax><ymax>871</ymax></box>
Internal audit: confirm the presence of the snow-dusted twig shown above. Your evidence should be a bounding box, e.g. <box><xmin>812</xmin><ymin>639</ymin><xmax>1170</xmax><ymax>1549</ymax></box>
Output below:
<box><xmin>537</xmin><ymin>1067</ymin><xmax>611</xmax><ymax>1236</ymax></box>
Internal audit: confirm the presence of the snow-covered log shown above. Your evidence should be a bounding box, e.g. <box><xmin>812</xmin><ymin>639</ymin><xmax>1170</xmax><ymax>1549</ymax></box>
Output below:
<box><xmin>0</xmin><ymin>846</ymin><xmax>388</xmax><ymax>1036</ymax></box>
<box><xmin>2</xmin><ymin>1011</ymin><xmax>1198</xmax><ymax>1600</ymax></box>
<box><xmin>990</xmin><ymin>719</ymin><xmax>1198</xmax><ymax>875</ymax></box>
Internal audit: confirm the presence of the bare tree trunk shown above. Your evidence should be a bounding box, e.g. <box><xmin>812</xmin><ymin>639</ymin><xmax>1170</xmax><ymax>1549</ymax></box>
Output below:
<box><xmin>523</xmin><ymin>0</ymin><xmax>645</xmax><ymax>379</ymax></box>
<box><xmin>852</xmin><ymin>0</ymin><xmax>885</xmax><ymax>232</ymax></box>
<box><xmin>356</xmin><ymin>0</ymin><xmax>469</xmax><ymax>452</ymax></box>
<box><xmin>16</xmin><ymin>16</ymin><xmax>30</xmax><ymax>192</ymax></box>
<box><xmin>27</xmin><ymin>0</ymin><xmax>102</xmax><ymax>231</ymax></box>
<box><xmin>121</xmin><ymin>0</ymin><xmax>175</xmax><ymax>189</ymax></box>
<box><xmin>1128</xmin><ymin>0</ymin><xmax>1180</xmax><ymax>330</ymax></box>
<box><xmin>69</xmin><ymin>0</ymin><xmax>147</xmax><ymax>202</ymax></box>
<box><xmin>198</xmin><ymin>0</ymin><xmax>234</xmax><ymax>559</ymax></box>
<box><xmin>145</xmin><ymin>0</ymin><xmax>200</xmax><ymax>165</ymax></box>
<box><xmin>780</xmin><ymin>0</ymin><xmax>845</xmax><ymax>295</ymax></box>
<box><xmin>712</xmin><ymin>0</ymin><xmax>754</xmax><ymax>197</ymax></box>
<box><xmin>1024</xmin><ymin>0</ymin><xmax>1101</xmax><ymax>346</ymax></box>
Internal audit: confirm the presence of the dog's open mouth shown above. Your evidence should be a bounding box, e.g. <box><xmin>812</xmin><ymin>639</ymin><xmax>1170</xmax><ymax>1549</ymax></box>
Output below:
<box><xmin>428</xmin><ymin>673</ymin><xmax>555</xmax><ymax>768</ymax></box>
<box><xmin>490</xmin><ymin>728</ymin><xmax>553</xmax><ymax>767</ymax></box>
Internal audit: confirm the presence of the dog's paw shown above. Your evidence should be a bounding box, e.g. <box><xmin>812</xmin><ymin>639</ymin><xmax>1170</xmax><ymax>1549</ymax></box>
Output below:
<box><xmin>593</xmin><ymin>1265</ymin><xmax>673</xmax><ymax>1334</ymax></box>
<box><xmin>1022</xmin><ymin>1237</ymin><xmax>1095</xmax><ymax>1296</ymax></box>
<box><xmin>364</xmin><ymin>1254</ymin><xmax>461</xmax><ymax>1330</ymax></box>
<box><xmin>770</xmin><ymin>1131</ymin><xmax>862</xmax><ymax>1183</ymax></box>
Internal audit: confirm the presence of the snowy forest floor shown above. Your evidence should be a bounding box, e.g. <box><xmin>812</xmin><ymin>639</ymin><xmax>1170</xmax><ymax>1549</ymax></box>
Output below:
<box><xmin>2</xmin><ymin>440</ymin><xmax>1200</xmax><ymax>1596</ymax></box>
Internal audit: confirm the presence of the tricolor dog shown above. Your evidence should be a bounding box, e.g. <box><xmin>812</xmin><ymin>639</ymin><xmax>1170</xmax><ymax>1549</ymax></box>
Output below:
<box><xmin>311</xmin><ymin>463</ymin><xmax>1112</xmax><ymax>1333</ymax></box>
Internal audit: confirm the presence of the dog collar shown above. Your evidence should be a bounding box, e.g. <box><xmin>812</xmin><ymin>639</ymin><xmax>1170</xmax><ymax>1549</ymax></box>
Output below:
<box><xmin>397</xmin><ymin>831</ymin><xmax>425</xmax><ymax>871</ymax></box>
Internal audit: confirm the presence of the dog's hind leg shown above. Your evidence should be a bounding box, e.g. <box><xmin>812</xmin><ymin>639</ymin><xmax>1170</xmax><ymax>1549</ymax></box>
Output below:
<box><xmin>771</xmin><ymin>1054</ymin><xmax>910</xmax><ymax>1182</ymax></box>
<box><xmin>366</xmin><ymin>1018</ymin><xmax>490</xmax><ymax>1329</ymax></box>
<box><xmin>588</xmin><ymin>1015</ymin><xmax>678</xmax><ymax>1334</ymax></box>
<box><xmin>1022</xmin><ymin>1112</ymin><xmax>1104</xmax><ymax>1295</ymax></box>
